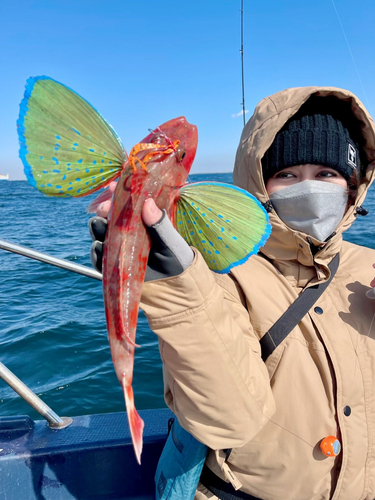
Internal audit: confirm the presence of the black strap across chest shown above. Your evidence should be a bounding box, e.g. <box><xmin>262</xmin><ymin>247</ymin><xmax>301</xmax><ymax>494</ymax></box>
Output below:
<box><xmin>259</xmin><ymin>253</ymin><xmax>340</xmax><ymax>362</ymax></box>
<box><xmin>200</xmin><ymin>465</ymin><xmax>263</xmax><ymax>500</ymax></box>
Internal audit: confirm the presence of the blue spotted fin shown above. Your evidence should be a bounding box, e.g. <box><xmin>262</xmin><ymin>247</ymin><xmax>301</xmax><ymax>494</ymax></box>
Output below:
<box><xmin>17</xmin><ymin>76</ymin><xmax>126</xmax><ymax>197</ymax></box>
<box><xmin>174</xmin><ymin>182</ymin><xmax>271</xmax><ymax>273</ymax></box>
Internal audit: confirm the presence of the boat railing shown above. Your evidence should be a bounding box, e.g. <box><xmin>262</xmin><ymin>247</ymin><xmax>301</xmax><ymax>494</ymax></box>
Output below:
<box><xmin>0</xmin><ymin>238</ymin><xmax>101</xmax><ymax>429</ymax></box>
<box><xmin>0</xmin><ymin>238</ymin><xmax>102</xmax><ymax>281</ymax></box>
<box><xmin>0</xmin><ymin>361</ymin><xmax>72</xmax><ymax>428</ymax></box>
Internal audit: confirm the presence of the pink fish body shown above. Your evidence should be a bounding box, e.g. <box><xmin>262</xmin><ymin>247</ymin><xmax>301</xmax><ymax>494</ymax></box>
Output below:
<box><xmin>102</xmin><ymin>117</ymin><xmax>198</xmax><ymax>463</ymax></box>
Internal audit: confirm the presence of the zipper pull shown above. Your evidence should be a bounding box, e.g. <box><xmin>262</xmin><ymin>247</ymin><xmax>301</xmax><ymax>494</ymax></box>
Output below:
<box><xmin>221</xmin><ymin>461</ymin><xmax>243</xmax><ymax>491</ymax></box>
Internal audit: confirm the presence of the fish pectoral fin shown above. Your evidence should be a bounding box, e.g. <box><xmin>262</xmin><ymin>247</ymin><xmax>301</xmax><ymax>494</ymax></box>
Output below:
<box><xmin>174</xmin><ymin>181</ymin><xmax>271</xmax><ymax>273</ymax></box>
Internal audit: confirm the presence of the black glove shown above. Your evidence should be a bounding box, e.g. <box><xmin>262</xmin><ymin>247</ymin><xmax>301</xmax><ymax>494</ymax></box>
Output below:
<box><xmin>89</xmin><ymin>211</ymin><xmax>194</xmax><ymax>281</ymax></box>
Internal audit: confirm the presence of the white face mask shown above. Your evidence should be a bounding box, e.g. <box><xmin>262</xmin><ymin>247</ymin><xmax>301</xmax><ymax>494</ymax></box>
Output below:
<box><xmin>269</xmin><ymin>180</ymin><xmax>348</xmax><ymax>242</ymax></box>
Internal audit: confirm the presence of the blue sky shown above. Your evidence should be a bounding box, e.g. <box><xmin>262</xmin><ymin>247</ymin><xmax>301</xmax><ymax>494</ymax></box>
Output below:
<box><xmin>1</xmin><ymin>0</ymin><xmax>374</xmax><ymax>180</ymax></box>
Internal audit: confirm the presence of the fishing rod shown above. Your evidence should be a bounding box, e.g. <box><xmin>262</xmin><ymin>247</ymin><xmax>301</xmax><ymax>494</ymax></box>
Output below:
<box><xmin>0</xmin><ymin>238</ymin><xmax>102</xmax><ymax>281</ymax></box>
<box><xmin>240</xmin><ymin>0</ymin><xmax>246</xmax><ymax>127</ymax></box>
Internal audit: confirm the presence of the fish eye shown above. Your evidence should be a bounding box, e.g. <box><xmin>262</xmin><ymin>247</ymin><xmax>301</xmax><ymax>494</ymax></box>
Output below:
<box><xmin>175</xmin><ymin>145</ymin><xmax>186</xmax><ymax>163</ymax></box>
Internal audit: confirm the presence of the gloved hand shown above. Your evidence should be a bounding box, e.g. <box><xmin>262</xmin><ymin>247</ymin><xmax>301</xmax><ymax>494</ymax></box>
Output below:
<box><xmin>89</xmin><ymin>198</ymin><xmax>194</xmax><ymax>281</ymax></box>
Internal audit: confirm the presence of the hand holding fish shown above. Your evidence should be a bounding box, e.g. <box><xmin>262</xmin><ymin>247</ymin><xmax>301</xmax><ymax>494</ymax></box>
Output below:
<box><xmin>95</xmin><ymin>183</ymin><xmax>162</xmax><ymax>225</ymax></box>
<box><xmin>89</xmin><ymin>197</ymin><xmax>195</xmax><ymax>281</ymax></box>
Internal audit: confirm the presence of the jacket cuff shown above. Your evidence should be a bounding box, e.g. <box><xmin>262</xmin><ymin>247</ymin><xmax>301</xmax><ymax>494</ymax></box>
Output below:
<box><xmin>141</xmin><ymin>249</ymin><xmax>215</xmax><ymax>322</ymax></box>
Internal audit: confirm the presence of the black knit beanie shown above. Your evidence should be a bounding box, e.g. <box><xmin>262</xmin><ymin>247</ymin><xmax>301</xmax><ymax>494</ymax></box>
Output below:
<box><xmin>262</xmin><ymin>99</ymin><xmax>361</xmax><ymax>182</ymax></box>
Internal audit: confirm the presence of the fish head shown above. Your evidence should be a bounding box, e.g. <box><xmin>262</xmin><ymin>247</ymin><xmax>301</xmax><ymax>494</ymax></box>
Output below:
<box><xmin>144</xmin><ymin>116</ymin><xmax>198</xmax><ymax>176</ymax></box>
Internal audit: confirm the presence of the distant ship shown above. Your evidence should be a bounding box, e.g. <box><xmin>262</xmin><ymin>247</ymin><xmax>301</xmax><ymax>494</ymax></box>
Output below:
<box><xmin>0</xmin><ymin>174</ymin><xmax>9</xmax><ymax>180</ymax></box>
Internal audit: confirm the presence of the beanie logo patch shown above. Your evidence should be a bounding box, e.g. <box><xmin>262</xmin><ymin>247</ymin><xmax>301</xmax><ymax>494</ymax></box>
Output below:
<box><xmin>347</xmin><ymin>143</ymin><xmax>357</xmax><ymax>170</ymax></box>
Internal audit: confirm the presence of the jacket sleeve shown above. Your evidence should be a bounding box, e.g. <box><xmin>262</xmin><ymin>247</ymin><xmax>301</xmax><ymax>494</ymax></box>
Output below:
<box><xmin>140</xmin><ymin>249</ymin><xmax>276</xmax><ymax>450</ymax></box>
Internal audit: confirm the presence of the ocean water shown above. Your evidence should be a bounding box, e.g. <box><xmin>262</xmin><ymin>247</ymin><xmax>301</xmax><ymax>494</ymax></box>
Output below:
<box><xmin>1</xmin><ymin>174</ymin><xmax>375</xmax><ymax>421</ymax></box>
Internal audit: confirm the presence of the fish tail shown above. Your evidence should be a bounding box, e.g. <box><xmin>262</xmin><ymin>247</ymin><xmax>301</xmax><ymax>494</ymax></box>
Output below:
<box><xmin>123</xmin><ymin>381</ymin><xmax>144</xmax><ymax>464</ymax></box>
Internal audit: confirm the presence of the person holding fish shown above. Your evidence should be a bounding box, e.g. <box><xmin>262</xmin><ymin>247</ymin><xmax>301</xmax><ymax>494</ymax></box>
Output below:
<box><xmin>90</xmin><ymin>86</ymin><xmax>375</xmax><ymax>500</ymax></box>
<box><xmin>18</xmin><ymin>78</ymin><xmax>375</xmax><ymax>499</ymax></box>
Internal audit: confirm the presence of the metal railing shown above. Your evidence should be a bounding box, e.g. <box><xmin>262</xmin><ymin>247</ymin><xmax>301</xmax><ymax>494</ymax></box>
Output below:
<box><xmin>0</xmin><ymin>238</ymin><xmax>101</xmax><ymax>429</ymax></box>
<box><xmin>0</xmin><ymin>238</ymin><xmax>102</xmax><ymax>281</ymax></box>
<box><xmin>0</xmin><ymin>362</ymin><xmax>72</xmax><ymax>428</ymax></box>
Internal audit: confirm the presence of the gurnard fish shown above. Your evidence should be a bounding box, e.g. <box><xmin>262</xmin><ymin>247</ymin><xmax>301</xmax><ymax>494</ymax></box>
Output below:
<box><xmin>100</xmin><ymin>119</ymin><xmax>197</xmax><ymax>463</ymax></box>
<box><xmin>18</xmin><ymin>76</ymin><xmax>271</xmax><ymax>464</ymax></box>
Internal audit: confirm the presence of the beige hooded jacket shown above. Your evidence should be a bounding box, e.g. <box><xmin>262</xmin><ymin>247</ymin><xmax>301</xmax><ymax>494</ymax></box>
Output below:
<box><xmin>141</xmin><ymin>86</ymin><xmax>375</xmax><ymax>500</ymax></box>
